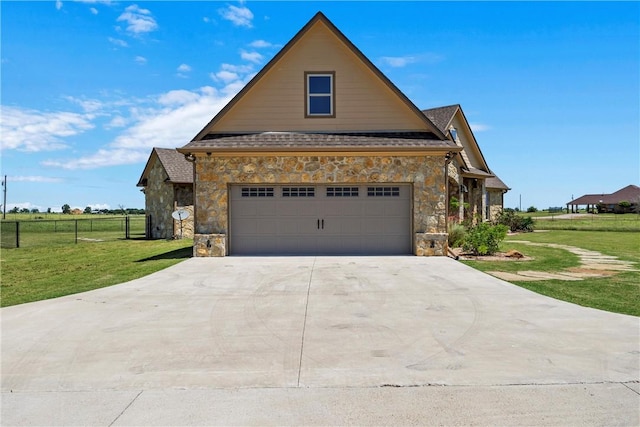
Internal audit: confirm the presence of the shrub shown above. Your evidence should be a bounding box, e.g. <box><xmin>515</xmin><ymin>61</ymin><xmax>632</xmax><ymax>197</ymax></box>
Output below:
<box><xmin>494</xmin><ymin>210</ymin><xmax>534</xmax><ymax>232</ymax></box>
<box><xmin>448</xmin><ymin>223</ymin><xmax>466</xmax><ymax>248</ymax></box>
<box><xmin>527</xmin><ymin>206</ymin><xmax>538</xmax><ymax>213</ymax></box>
<box><xmin>462</xmin><ymin>223</ymin><xmax>508</xmax><ymax>256</ymax></box>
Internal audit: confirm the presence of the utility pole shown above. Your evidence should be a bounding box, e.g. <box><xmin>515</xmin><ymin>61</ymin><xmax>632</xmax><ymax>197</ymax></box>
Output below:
<box><xmin>519</xmin><ymin>194</ymin><xmax>522</xmax><ymax>212</ymax></box>
<box><xmin>2</xmin><ymin>175</ymin><xmax>6</xmax><ymax>220</ymax></box>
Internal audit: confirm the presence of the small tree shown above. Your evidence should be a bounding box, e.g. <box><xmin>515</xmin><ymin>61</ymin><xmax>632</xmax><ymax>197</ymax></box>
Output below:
<box><xmin>462</xmin><ymin>223</ymin><xmax>508</xmax><ymax>256</ymax></box>
<box><xmin>31</xmin><ymin>208</ymin><xmax>39</xmax><ymax>214</ymax></box>
<box><xmin>47</xmin><ymin>207</ymin><xmax>52</xmax><ymax>214</ymax></box>
<box><xmin>62</xmin><ymin>204</ymin><xmax>71</xmax><ymax>214</ymax></box>
<box><xmin>84</xmin><ymin>206</ymin><xmax>92</xmax><ymax>214</ymax></box>
<box><xmin>618</xmin><ymin>201</ymin><xmax>631</xmax><ymax>213</ymax></box>
<box><xmin>527</xmin><ymin>206</ymin><xmax>538</xmax><ymax>213</ymax></box>
<box><xmin>494</xmin><ymin>210</ymin><xmax>534</xmax><ymax>232</ymax></box>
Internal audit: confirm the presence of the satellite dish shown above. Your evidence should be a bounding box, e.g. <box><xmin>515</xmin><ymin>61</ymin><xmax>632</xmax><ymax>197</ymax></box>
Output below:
<box><xmin>172</xmin><ymin>209</ymin><xmax>190</xmax><ymax>221</ymax></box>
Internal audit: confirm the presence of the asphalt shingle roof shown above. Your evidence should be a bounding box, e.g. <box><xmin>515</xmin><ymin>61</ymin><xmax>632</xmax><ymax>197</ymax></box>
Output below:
<box><xmin>421</xmin><ymin>105</ymin><xmax>459</xmax><ymax>133</ymax></box>
<box><xmin>182</xmin><ymin>132</ymin><xmax>456</xmax><ymax>151</ymax></box>
<box><xmin>154</xmin><ymin>148</ymin><xmax>193</xmax><ymax>183</ymax></box>
<box><xmin>486</xmin><ymin>175</ymin><xmax>510</xmax><ymax>190</ymax></box>
<box><xmin>568</xmin><ymin>185</ymin><xmax>640</xmax><ymax>205</ymax></box>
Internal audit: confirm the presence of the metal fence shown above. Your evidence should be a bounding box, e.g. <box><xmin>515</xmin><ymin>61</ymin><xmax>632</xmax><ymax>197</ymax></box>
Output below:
<box><xmin>1</xmin><ymin>216</ymin><xmax>146</xmax><ymax>248</ymax></box>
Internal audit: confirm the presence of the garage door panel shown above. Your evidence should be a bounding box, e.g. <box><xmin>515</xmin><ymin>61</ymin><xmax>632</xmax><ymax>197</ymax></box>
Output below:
<box><xmin>230</xmin><ymin>184</ymin><xmax>411</xmax><ymax>255</ymax></box>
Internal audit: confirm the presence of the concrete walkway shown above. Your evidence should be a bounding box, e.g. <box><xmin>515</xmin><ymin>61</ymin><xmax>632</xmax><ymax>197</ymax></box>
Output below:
<box><xmin>2</xmin><ymin>257</ymin><xmax>639</xmax><ymax>425</ymax></box>
<box><xmin>489</xmin><ymin>240</ymin><xmax>638</xmax><ymax>282</ymax></box>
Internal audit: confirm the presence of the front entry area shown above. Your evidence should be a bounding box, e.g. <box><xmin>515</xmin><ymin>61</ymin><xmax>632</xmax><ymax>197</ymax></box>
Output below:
<box><xmin>229</xmin><ymin>184</ymin><xmax>411</xmax><ymax>255</ymax></box>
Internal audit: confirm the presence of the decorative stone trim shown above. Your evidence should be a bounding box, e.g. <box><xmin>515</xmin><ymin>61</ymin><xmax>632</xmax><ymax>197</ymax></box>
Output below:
<box><xmin>194</xmin><ymin>234</ymin><xmax>226</xmax><ymax>257</ymax></box>
<box><xmin>194</xmin><ymin>154</ymin><xmax>448</xmax><ymax>256</ymax></box>
<box><xmin>414</xmin><ymin>232</ymin><xmax>448</xmax><ymax>256</ymax></box>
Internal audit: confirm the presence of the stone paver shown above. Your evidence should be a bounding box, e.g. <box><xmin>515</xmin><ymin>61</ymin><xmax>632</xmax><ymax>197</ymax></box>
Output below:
<box><xmin>489</xmin><ymin>240</ymin><xmax>637</xmax><ymax>281</ymax></box>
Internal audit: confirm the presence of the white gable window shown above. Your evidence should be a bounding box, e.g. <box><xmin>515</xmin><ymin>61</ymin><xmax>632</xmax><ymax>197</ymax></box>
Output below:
<box><xmin>305</xmin><ymin>72</ymin><xmax>335</xmax><ymax>117</ymax></box>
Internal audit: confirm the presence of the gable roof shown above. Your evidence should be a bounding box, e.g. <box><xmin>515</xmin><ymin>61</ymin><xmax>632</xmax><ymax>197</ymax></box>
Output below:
<box><xmin>568</xmin><ymin>185</ymin><xmax>640</xmax><ymax>205</ymax></box>
<box><xmin>423</xmin><ymin>104</ymin><xmax>491</xmax><ymax>174</ymax></box>
<box><xmin>422</xmin><ymin>104</ymin><xmax>460</xmax><ymax>134</ymax></box>
<box><xmin>186</xmin><ymin>12</ymin><xmax>447</xmax><ymax>148</ymax></box>
<box><xmin>137</xmin><ymin>148</ymin><xmax>193</xmax><ymax>187</ymax></box>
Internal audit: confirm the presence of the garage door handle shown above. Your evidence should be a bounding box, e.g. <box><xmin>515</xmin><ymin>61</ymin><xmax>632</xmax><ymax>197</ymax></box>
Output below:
<box><xmin>317</xmin><ymin>219</ymin><xmax>320</xmax><ymax>230</ymax></box>
<box><xmin>321</xmin><ymin>219</ymin><xmax>324</xmax><ymax>229</ymax></box>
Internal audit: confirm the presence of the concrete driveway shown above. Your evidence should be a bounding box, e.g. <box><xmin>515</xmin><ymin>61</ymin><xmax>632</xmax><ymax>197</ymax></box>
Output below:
<box><xmin>2</xmin><ymin>257</ymin><xmax>638</xmax><ymax>425</ymax></box>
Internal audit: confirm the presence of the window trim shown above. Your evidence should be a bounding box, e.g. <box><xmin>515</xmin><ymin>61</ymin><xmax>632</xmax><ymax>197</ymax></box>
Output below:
<box><xmin>304</xmin><ymin>71</ymin><xmax>335</xmax><ymax>118</ymax></box>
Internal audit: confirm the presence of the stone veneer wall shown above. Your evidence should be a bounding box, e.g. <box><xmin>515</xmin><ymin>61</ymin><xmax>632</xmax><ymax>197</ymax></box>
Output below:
<box><xmin>145</xmin><ymin>160</ymin><xmax>194</xmax><ymax>239</ymax></box>
<box><xmin>172</xmin><ymin>205</ymin><xmax>194</xmax><ymax>239</ymax></box>
<box><xmin>193</xmin><ymin>154</ymin><xmax>448</xmax><ymax>257</ymax></box>
<box><xmin>145</xmin><ymin>158</ymin><xmax>174</xmax><ymax>239</ymax></box>
<box><xmin>487</xmin><ymin>189</ymin><xmax>504</xmax><ymax>222</ymax></box>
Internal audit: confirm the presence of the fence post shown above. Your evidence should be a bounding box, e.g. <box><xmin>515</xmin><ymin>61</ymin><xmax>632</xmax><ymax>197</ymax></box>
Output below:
<box><xmin>125</xmin><ymin>216</ymin><xmax>130</xmax><ymax>239</ymax></box>
<box><xmin>16</xmin><ymin>221</ymin><xmax>20</xmax><ymax>248</ymax></box>
<box><xmin>75</xmin><ymin>219</ymin><xmax>78</xmax><ymax>244</ymax></box>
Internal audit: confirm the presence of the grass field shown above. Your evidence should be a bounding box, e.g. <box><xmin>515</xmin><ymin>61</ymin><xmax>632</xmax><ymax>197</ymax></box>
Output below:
<box><xmin>1</xmin><ymin>216</ymin><xmax>146</xmax><ymax>248</ymax></box>
<box><xmin>532</xmin><ymin>213</ymin><xmax>640</xmax><ymax>232</ymax></box>
<box><xmin>1</xmin><ymin>238</ymin><xmax>192</xmax><ymax>307</ymax></box>
<box><xmin>462</xmin><ymin>230</ymin><xmax>640</xmax><ymax>316</ymax></box>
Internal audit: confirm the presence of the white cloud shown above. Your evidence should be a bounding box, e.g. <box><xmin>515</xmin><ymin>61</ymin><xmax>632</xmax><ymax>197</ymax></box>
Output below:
<box><xmin>379</xmin><ymin>53</ymin><xmax>443</xmax><ymax>68</ymax></box>
<box><xmin>64</xmin><ymin>96</ymin><xmax>103</xmax><ymax>113</ymax></box>
<box><xmin>135</xmin><ymin>55</ymin><xmax>147</xmax><ymax>64</ymax></box>
<box><xmin>108</xmin><ymin>37</ymin><xmax>128</xmax><ymax>47</ymax></box>
<box><xmin>221</xmin><ymin>63</ymin><xmax>254</xmax><ymax>74</ymax></box>
<box><xmin>470</xmin><ymin>123</ymin><xmax>491</xmax><ymax>132</ymax></box>
<box><xmin>219</xmin><ymin>4</ymin><xmax>253</xmax><ymax>28</ymax></box>
<box><xmin>107</xmin><ymin>116</ymin><xmax>128</xmax><ymax>129</ymax></box>
<box><xmin>380</xmin><ymin>56</ymin><xmax>418</xmax><ymax>68</ymax></box>
<box><xmin>4</xmin><ymin>202</ymin><xmax>44</xmax><ymax>212</ymax></box>
<box><xmin>240</xmin><ymin>50</ymin><xmax>263</xmax><ymax>64</ymax></box>
<box><xmin>90</xmin><ymin>7</ymin><xmax>98</xmax><ymax>15</ymax></box>
<box><xmin>158</xmin><ymin>90</ymin><xmax>200</xmax><ymax>106</ymax></box>
<box><xmin>9</xmin><ymin>176</ymin><xmax>64</xmax><ymax>183</ymax></box>
<box><xmin>56</xmin><ymin>0</ymin><xmax>63</xmax><ymax>10</ymax></box>
<box><xmin>211</xmin><ymin>70</ymin><xmax>240</xmax><ymax>84</ymax></box>
<box><xmin>117</xmin><ymin>4</ymin><xmax>158</xmax><ymax>35</ymax></box>
<box><xmin>43</xmin><ymin>148</ymin><xmax>150</xmax><ymax>169</ymax></box>
<box><xmin>42</xmin><ymin>86</ymin><xmax>235</xmax><ymax>170</ymax></box>
<box><xmin>0</xmin><ymin>106</ymin><xmax>94</xmax><ymax>152</ymax></box>
<box><xmin>88</xmin><ymin>203</ymin><xmax>110</xmax><ymax>210</ymax></box>
<box><xmin>249</xmin><ymin>39</ymin><xmax>275</xmax><ymax>48</ymax></box>
<box><xmin>177</xmin><ymin>64</ymin><xmax>192</xmax><ymax>73</ymax></box>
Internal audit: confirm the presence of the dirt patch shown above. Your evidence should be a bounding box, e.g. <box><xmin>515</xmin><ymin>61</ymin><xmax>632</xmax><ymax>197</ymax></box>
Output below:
<box><xmin>566</xmin><ymin>267</ymin><xmax>617</xmax><ymax>277</ymax></box>
<box><xmin>453</xmin><ymin>248</ymin><xmax>533</xmax><ymax>262</ymax></box>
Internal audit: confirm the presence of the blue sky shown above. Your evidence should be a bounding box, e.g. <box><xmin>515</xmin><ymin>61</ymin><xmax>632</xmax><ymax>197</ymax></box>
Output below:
<box><xmin>1</xmin><ymin>1</ymin><xmax>638</xmax><ymax>212</ymax></box>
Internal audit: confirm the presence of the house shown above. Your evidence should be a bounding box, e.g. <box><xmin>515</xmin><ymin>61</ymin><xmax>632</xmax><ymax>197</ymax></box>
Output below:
<box><xmin>173</xmin><ymin>12</ymin><xmax>504</xmax><ymax>256</ymax></box>
<box><xmin>422</xmin><ymin>104</ymin><xmax>509</xmax><ymax>222</ymax></box>
<box><xmin>137</xmin><ymin>148</ymin><xmax>194</xmax><ymax>239</ymax></box>
<box><xmin>567</xmin><ymin>185</ymin><xmax>640</xmax><ymax>213</ymax></box>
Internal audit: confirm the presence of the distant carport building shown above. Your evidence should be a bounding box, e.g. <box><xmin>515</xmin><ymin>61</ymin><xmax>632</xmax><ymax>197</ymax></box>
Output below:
<box><xmin>567</xmin><ymin>185</ymin><xmax>640</xmax><ymax>213</ymax></box>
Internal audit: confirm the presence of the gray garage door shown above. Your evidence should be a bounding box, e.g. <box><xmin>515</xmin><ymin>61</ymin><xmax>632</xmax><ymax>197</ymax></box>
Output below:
<box><xmin>229</xmin><ymin>184</ymin><xmax>411</xmax><ymax>255</ymax></box>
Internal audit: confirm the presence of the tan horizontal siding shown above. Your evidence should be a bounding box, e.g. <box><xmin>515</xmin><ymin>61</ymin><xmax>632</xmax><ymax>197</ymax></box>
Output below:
<box><xmin>212</xmin><ymin>21</ymin><xmax>427</xmax><ymax>133</ymax></box>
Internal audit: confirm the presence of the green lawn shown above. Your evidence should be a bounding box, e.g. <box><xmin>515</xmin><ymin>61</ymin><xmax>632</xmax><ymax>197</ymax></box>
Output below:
<box><xmin>533</xmin><ymin>213</ymin><xmax>640</xmax><ymax>232</ymax></box>
<box><xmin>1</xmin><ymin>238</ymin><xmax>192</xmax><ymax>307</ymax></box>
<box><xmin>462</xmin><ymin>230</ymin><xmax>640</xmax><ymax>316</ymax></box>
